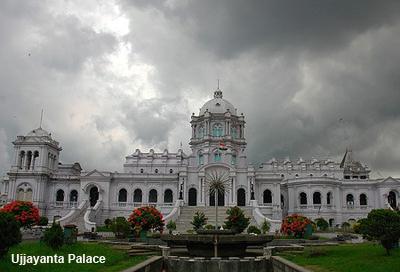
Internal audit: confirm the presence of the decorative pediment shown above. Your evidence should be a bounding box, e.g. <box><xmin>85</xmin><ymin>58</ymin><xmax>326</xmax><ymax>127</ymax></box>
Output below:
<box><xmin>380</xmin><ymin>176</ymin><xmax>400</xmax><ymax>184</ymax></box>
<box><xmin>84</xmin><ymin>169</ymin><xmax>106</xmax><ymax>177</ymax></box>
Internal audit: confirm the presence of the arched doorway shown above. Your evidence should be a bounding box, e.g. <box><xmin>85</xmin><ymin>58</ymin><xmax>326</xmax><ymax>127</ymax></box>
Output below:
<box><xmin>89</xmin><ymin>186</ymin><xmax>99</xmax><ymax>207</ymax></box>
<box><xmin>209</xmin><ymin>191</ymin><xmax>224</xmax><ymax>206</ymax></box>
<box><xmin>188</xmin><ymin>188</ymin><xmax>197</xmax><ymax>206</ymax></box>
<box><xmin>388</xmin><ymin>191</ymin><xmax>397</xmax><ymax>209</ymax></box>
<box><xmin>237</xmin><ymin>188</ymin><xmax>246</xmax><ymax>206</ymax></box>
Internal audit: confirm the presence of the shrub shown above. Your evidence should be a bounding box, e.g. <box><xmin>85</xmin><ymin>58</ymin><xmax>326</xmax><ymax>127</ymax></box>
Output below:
<box><xmin>104</xmin><ymin>218</ymin><xmax>112</xmax><ymax>227</ymax></box>
<box><xmin>261</xmin><ymin>219</ymin><xmax>271</xmax><ymax>234</ymax></box>
<box><xmin>205</xmin><ymin>224</ymin><xmax>214</xmax><ymax>230</ymax></box>
<box><xmin>281</xmin><ymin>214</ymin><xmax>312</xmax><ymax>238</ymax></box>
<box><xmin>315</xmin><ymin>218</ymin><xmax>329</xmax><ymax>231</ymax></box>
<box><xmin>359</xmin><ymin>209</ymin><xmax>400</xmax><ymax>255</ymax></box>
<box><xmin>111</xmin><ymin>217</ymin><xmax>131</xmax><ymax>238</ymax></box>
<box><xmin>0</xmin><ymin>201</ymin><xmax>40</xmax><ymax>228</ymax></box>
<box><xmin>224</xmin><ymin>206</ymin><xmax>250</xmax><ymax>234</ymax></box>
<box><xmin>191</xmin><ymin>211</ymin><xmax>208</xmax><ymax>231</ymax></box>
<box><xmin>247</xmin><ymin>225</ymin><xmax>261</xmax><ymax>234</ymax></box>
<box><xmin>128</xmin><ymin>206</ymin><xmax>164</xmax><ymax>232</ymax></box>
<box><xmin>0</xmin><ymin>212</ymin><xmax>22</xmax><ymax>258</ymax></box>
<box><xmin>341</xmin><ymin>222</ymin><xmax>351</xmax><ymax>230</ymax></box>
<box><xmin>38</xmin><ymin>216</ymin><xmax>49</xmax><ymax>226</ymax></box>
<box><xmin>166</xmin><ymin>221</ymin><xmax>177</xmax><ymax>234</ymax></box>
<box><xmin>43</xmin><ymin>223</ymin><xmax>64</xmax><ymax>250</ymax></box>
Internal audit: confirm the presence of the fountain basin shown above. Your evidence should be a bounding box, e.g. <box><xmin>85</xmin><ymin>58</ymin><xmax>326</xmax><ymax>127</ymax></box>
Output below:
<box><xmin>161</xmin><ymin>233</ymin><xmax>273</xmax><ymax>257</ymax></box>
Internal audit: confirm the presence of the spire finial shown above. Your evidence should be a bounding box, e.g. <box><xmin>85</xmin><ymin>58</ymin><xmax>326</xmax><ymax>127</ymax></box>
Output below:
<box><xmin>214</xmin><ymin>79</ymin><xmax>223</xmax><ymax>98</ymax></box>
<box><xmin>39</xmin><ymin>109</ymin><xmax>43</xmax><ymax>128</ymax></box>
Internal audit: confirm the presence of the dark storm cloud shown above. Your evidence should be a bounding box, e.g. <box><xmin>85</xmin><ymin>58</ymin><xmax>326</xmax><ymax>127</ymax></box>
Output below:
<box><xmin>1</xmin><ymin>0</ymin><xmax>400</xmax><ymax>178</ymax></box>
<box><xmin>126</xmin><ymin>0</ymin><xmax>400</xmax><ymax>57</ymax></box>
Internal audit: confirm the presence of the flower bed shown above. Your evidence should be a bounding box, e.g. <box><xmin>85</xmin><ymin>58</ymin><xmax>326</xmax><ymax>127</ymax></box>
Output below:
<box><xmin>281</xmin><ymin>214</ymin><xmax>312</xmax><ymax>238</ymax></box>
<box><xmin>128</xmin><ymin>206</ymin><xmax>164</xmax><ymax>233</ymax></box>
<box><xmin>0</xmin><ymin>201</ymin><xmax>39</xmax><ymax>227</ymax></box>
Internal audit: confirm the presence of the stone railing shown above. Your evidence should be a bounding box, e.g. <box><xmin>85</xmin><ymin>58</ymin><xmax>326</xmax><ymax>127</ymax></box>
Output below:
<box><xmin>250</xmin><ymin>200</ymin><xmax>281</xmax><ymax>232</ymax></box>
<box><xmin>84</xmin><ymin>200</ymin><xmax>102</xmax><ymax>231</ymax></box>
<box><xmin>163</xmin><ymin>200</ymin><xmax>184</xmax><ymax>224</ymax></box>
<box><xmin>56</xmin><ymin>200</ymin><xmax>87</xmax><ymax>226</ymax></box>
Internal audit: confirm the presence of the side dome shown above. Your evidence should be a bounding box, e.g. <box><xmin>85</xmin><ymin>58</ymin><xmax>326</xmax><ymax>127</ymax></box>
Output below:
<box><xmin>199</xmin><ymin>89</ymin><xmax>237</xmax><ymax>115</ymax></box>
<box><xmin>26</xmin><ymin>127</ymin><xmax>51</xmax><ymax>137</ymax></box>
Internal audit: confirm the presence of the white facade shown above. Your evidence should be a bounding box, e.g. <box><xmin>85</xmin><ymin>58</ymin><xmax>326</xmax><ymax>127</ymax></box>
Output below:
<box><xmin>1</xmin><ymin>89</ymin><xmax>400</xmax><ymax>230</ymax></box>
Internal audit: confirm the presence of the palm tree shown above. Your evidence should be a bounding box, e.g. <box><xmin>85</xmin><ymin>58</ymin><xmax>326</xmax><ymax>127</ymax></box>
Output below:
<box><xmin>205</xmin><ymin>170</ymin><xmax>231</xmax><ymax>230</ymax></box>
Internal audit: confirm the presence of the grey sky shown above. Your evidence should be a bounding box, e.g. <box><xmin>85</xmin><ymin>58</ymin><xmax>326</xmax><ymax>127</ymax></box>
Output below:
<box><xmin>1</xmin><ymin>0</ymin><xmax>400</xmax><ymax>178</ymax></box>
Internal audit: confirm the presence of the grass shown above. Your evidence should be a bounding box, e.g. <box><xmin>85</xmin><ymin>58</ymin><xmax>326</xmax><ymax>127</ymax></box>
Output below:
<box><xmin>279</xmin><ymin>243</ymin><xmax>400</xmax><ymax>272</ymax></box>
<box><xmin>0</xmin><ymin>241</ymin><xmax>148</xmax><ymax>272</ymax></box>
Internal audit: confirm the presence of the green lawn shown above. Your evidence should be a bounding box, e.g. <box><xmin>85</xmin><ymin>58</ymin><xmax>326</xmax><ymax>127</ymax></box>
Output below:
<box><xmin>279</xmin><ymin>243</ymin><xmax>400</xmax><ymax>272</ymax></box>
<box><xmin>0</xmin><ymin>241</ymin><xmax>147</xmax><ymax>272</ymax></box>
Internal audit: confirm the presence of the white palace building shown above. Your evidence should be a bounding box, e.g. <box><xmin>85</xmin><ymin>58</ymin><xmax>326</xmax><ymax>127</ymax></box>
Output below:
<box><xmin>1</xmin><ymin>88</ymin><xmax>400</xmax><ymax>231</ymax></box>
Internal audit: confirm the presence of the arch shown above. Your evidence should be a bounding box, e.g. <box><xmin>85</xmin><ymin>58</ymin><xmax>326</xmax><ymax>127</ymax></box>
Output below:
<box><xmin>56</xmin><ymin>189</ymin><xmax>65</xmax><ymax>202</ymax></box>
<box><xmin>155</xmin><ymin>169</ymin><xmax>159</xmax><ymax>173</ymax></box>
<box><xmin>25</xmin><ymin>188</ymin><xmax>32</xmax><ymax>202</ymax></box>
<box><xmin>346</xmin><ymin>194</ymin><xmax>354</xmax><ymax>207</ymax></box>
<box><xmin>281</xmin><ymin>194</ymin><xmax>285</xmax><ymax>208</ymax></box>
<box><xmin>70</xmin><ymin>190</ymin><xmax>78</xmax><ymax>202</ymax></box>
<box><xmin>149</xmin><ymin>189</ymin><xmax>158</xmax><ymax>203</ymax></box>
<box><xmin>140</xmin><ymin>168</ymin><xmax>144</xmax><ymax>173</ymax></box>
<box><xmin>18</xmin><ymin>151</ymin><xmax>25</xmax><ymax>169</ymax></box>
<box><xmin>118</xmin><ymin>188</ymin><xmax>127</xmax><ymax>203</ymax></box>
<box><xmin>89</xmin><ymin>186</ymin><xmax>99</xmax><ymax>207</ymax></box>
<box><xmin>237</xmin><ymin>188</ymin><xmax>246</xmax><ymax>206</ymax></box>
<box><xmin>198</xmin><ymin>153</ymin><xmax>204</xmax><ymax>165</ymax></box>
<box><xmin>169</xmin><ymin>169</ymin><xmax>173</xmax><ymax>174</ymax></box>
<box><xmin>26</xmin><ymin>151</ymin><xmax>32</xmax><ymax>170</ymax></box>
<box><xmin>263</xmin><ymin>189</ymin><xmax>272</xmax><ymax>204</ymax></box>
<box><xmin>133</xmin><ymin>189</ymin><xmax>142</xmax><ymax>203</ymax></box>
<box><xmin>209</xmin><ymin>191</ymin><xmax>224</xmax><ymax>206</ymax></box>
<box><xmin>212</xmin><ymin>123</ymin><xmax>223</xmax><ymax>137</ymax></box>
<box><xmin>16</xmin><ymin>188</ymin><xmax>25</xmax><ymax>201</ymax></box>
<box><xmin>300</xmin><ymin>192</ymin><xmax>307</xmax><ymax>205</ymax></box>
<box><xmin>188</xmin><ymin>188</ymin><xmax>197</xmax><ymax>206</ymax></box>
<box><xmin>32</xmin><ymin>151</ymin><xmax>39</xmax><ymax>170</ymax></box>
<box><xmin>313</xmin><ymin>192</ymin><xmax>321</xmax><ymax>204</ymax></box>
<box><xmin>164</xmin><ymin>189</ymin><xmax>173</xmax><ymax>203</ymax></box>
<box><xmin>359</xmin><ymin>193</ymin><xmax>367</xmax><ymax>206</ymax></box>
<box><xmin>214</xmin><ymin>151</ymin><xmax>221</xmax><ymax>162</ymax></box>
<box><xmin>327</xmin><ymin>192</ymin><xmax>332</xmax><ymax>205</ymax></box>
<box><xmin>388</xmin><ymin>191</ymin><xmax>397</xmax><ymax>209</ymax></box>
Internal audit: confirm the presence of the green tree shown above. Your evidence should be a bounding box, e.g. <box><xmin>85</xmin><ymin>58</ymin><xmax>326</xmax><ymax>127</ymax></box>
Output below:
<box><xmin>166</xmin><ymin>221</ymin><xmax>176</xmax><ymax>234</ymax></box>
<box><xmin>261</xmin><ymin>219</ymin><xmax>271</xmax><ymax>234</ymax></box>
<box><xmin>359</xmin><ymin>209</ymin><xmax>400</xmax><ymax>255</ymax></box>
<box><xmin>111</xmin><ymin>217</ymin><xmax>131</xmax><ymax>238</ymax></box>
<box><xmin>224</xmin><ymin>206</ymin><xmax>250</xmax><ymax>233</ymax></box>
<box><xmin>43</xmin><ymin>223</ymin><xmax>64</xmax><ymax>250</ymax></box>
<box><xmin>191</xmin><ymin>211</ymin><xmax>208</xmax><ymax>231</ymax></box>
<box><xmin>0</xmin><ymin>212</ymin><xmax>22</xmax><ymax>258</ymax></box>
<box><xmin>315</xmin><ymin>218</ymin><xmax>329</xmax><ymax>231</ymax></box>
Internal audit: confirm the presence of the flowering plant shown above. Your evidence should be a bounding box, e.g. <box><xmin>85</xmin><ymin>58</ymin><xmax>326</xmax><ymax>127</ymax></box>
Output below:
<box><xmin>280</xmin><ymin>214</ymin><xmax>312</xmax><ymax>238</ymax></box>
<box><xmin>224</xmin><ymin>206</ymin><xmax>250</xmax><ymax>233</ymax></box>
<box><xmin>128</xmin><ymin>206</ymin><xmax>164</xmax><ymax>232</ymax></box>
<box><xmin>0</xmin><ymin>201</ymin><xmax>40</xmax><ymax>227</ymax></box>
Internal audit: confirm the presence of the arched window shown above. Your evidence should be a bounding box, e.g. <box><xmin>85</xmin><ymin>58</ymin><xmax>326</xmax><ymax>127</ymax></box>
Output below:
<box><xmin>346</xmin><ymin>194</ymin><xmax>354</xmax><ymax>207</ymax></box>
<box><xmin>118</xmin><ymin>188</ymin><xmax>127</xmax><ymax>202</ymax></box>
<box><xmin>281</xmin><ymin>194</ymin><xmax>285</xmax><ymax>208</ymax></box>
<box><xmin>16</xmin><ymin>188</ymin><xmax>25</xmax><ymax>201</ymax></box>
<box><xmin>70</xmin><ymin>190</ymin><xmax>78</xmax><ymax>202</ymax></box>
<box><xmin>198</xmin><ymin>126</ymin><xmax>204</xmax><ymax>138</ymax></box>
<box><xmin>231</xmin><ymin>154</ymin><xmax>237</xmax><ymax>165</ymax></box>
<box><xmin>360</xmin><ymin>194</ymin><xmax>367</xmax><ymax>206</ymax></box>
<box><xmin>133</xmin><ymin>189</ymin><xmax>142</xmax><ymax>203</ymax></box>
<box><xmin>263</xmin><ymin>189</ymin><xmax>272</xmax><ymax>204</ymax></box>
<box><xmin>214</xmin><ymin>151</ymin><xmax>221</xmax><ymax>162</ymax></box>
<box><xmin>313</xmin><ymin>192</ymin><xmax>321</xmax><ymax>204</ymax></box>
<box><xmin>18</xmin><ymin>151</ymin><xmax>25</xmax><ymax>169</ymax></box>
<box><xmin>155</xmin><ymin>169</ymin><xmax>159</xmax><ymax>173</ymax></box>
<box><xmin>26</xmin><ymin>151</ymin><xmax>32</xmax><ymax>170</ymax></box>
<box><xmin>25</xmin><ymin>188</ymin><xmax>32</xmax><ymax>202</ymax></box>
<box><xmin>300</xmin><ymin>192</ymin><xmax>307</xmax><ymax>205</ymax></box>
<box><xmin>56</xmin><ymin>189</ymin><xmax>65</xmax><ymax>202</ymax></box>
<box><xmin>169</xmin><ymin>169</ymin><xmax>173</xmax><ymax>174</ymax></box>
<box><xmin>327</xmin><ymin>192</ymin><xmax>332</xmax><ymax>205</ymax></box>
<box><xmin>198</xmin><ymin>153</ymin><xmax>204</xmax><ymax>165</ymax></box>
<box><xmin>388</xmin><ymin>191</ymin><xmax>397</xmax><ymax>209</ymax></box>
<box><xmin>140</xmin><ymin>168</ymin><xmax>144</xmax><ymax>173</ymax></box>
<box><xmin>212</xmin><ymin>123</ymin><xmax>223</xmax><ymax>137</ymax></box>
<box><xmin>231</xmin><ymin>126</ymin><xmax>237</xmax><ymax>138</ymax></box>
<box><xmin>164</xmin><ymin>189</ymin><xmax>173</xmax><ymax>203</ymax></box>
<box><xmin>149</xmin><ymin>189</ymin><xmax>157</xmax><ymax>203</ymax></box>
<box><xmin>32</xmin><ymin>151</ymin><xmax>39</xmax><ymax>170</ymax></box>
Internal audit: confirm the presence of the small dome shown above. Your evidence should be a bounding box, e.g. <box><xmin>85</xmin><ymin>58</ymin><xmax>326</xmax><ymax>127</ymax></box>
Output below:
<box><xmin>199</xmin><ymin>89</ymin><xmax>236</xmax><ymax>115</ymax></box>
<box><xmin>26</xmin><ymin>127</ymin><xmax>51</xmax><ymax>137</ymax></box>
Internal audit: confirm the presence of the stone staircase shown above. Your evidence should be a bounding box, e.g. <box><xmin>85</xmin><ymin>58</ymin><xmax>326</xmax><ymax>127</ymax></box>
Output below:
<box><xmin>175</xmin><ymin>206</ymin><xmax>257</xmax><ymax>232</ymax></box>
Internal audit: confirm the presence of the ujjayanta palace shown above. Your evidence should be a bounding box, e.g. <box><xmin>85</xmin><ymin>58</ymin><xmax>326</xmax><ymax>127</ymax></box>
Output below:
<box><xmin>1</xmin><ymin>88</ymin><xmax>399</xmax><ymax>231</ymax></box>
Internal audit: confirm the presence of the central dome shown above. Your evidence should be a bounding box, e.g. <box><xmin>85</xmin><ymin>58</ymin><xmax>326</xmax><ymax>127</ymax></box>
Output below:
<box><xmin>199</xmin><ymin>89</ymin><xmax>237</xmax><ymax>115</ymax></box>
